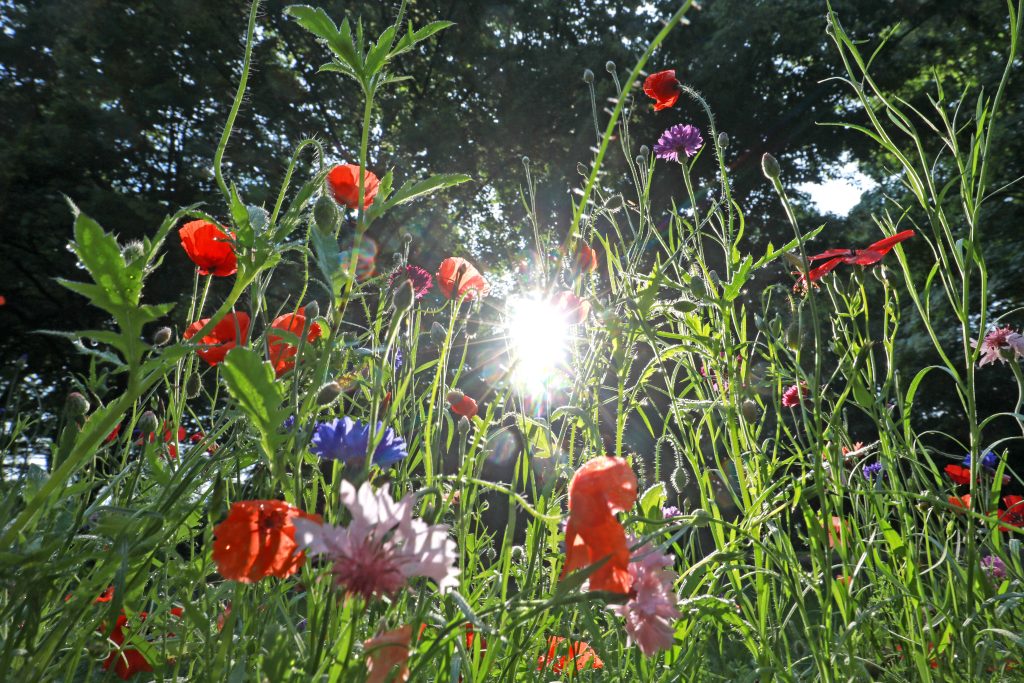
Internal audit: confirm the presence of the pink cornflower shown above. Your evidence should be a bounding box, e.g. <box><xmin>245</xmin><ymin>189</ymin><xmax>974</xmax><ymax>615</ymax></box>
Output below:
<box><xmin>972</xmin><ymin>326</ymin><xmax>1024</xmax><ymax>367</ymax></box>
<box><xmin>610</xmin><ymin>542</ymin><xmax>681</xmax><ymax>656</ymax></box>
<box><xmin>782</xmin><ymin>382</ymin><xmax>808</xmax><ymax>408</ymax></box>
<box><xmin>293</xmin><ymin>481</ymin><xmax>459</xmax><ymax>601</ymax></box>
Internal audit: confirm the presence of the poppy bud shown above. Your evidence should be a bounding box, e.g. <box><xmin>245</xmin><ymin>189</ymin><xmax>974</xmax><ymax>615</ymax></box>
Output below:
<box><xmin>152</xmin><ymin>326</ymin><xmax>173</xmax><ymax>346</ymax></box>
<box><xmin>671</xmin><ymin>465</ymin><xmax>690</xmax><ymax>493</ymax></box>
<box><xmin>313</xmin><ymin>194</ymin><xmax>339</xmax><ymax>233</ymax></box>
<box><xmin>446</xmin><ymin>389</ymin><xmax>465</xmax><ymax>405</ymax></box>
<box><xmin>65</xmin><ymin>392</ymin><xmax>90</xmax><ymax>417</ymax></box>
<box><xmin>138</xmin><ymin>411</ymin><xmax>159</xmax><ymax>435</ymax></box>
<box><xmin>122</xmin><ymin>240</ymin><xmax>145</xmax><ymax>263</ymax></box>
<box><xmin>691</xmin><ymin>508</ymin><xmax>712</xmax><ymax>527</ymax></box>
<box><xmin>403</xmin><ymin>233</ymin><xmax>413</xmax><ymax>244</ymax></box>
<box><xmin>583</xmin><ymin>68</ymin><xmax>594</xmax><ymax>83</ymax></box>
<box><xmin>304</xmin><ymin>301</ymin><xmax>320</xmax><ymax>321</ymax></box>
<box><xmin>247</xmin><ymin>205</ymin><xmax>269</xmax><ymax>233</ymax></box>
<box><xmin>605</xmin><ymin>60</ymin><xmax>616</xmax><ymax>73</ymax></box>
<box><xmin>522</xmin><ymin>155</ymin><xmax>530</xmax><ymax>167</ymax></box>
<box><xmin>635</xmin><ymin>155</ymin><xmax>645</xmax><ymax>167</ymax></box>
<box><xmin>185</xmin><ymin>373</ymin><xmax>202</xmax><ymax>399</ymax></box>
<box><xmin>430</xmin><ymin>323</ymin><xmax>446</xmax><ymax>346</ymax></box>
<box><xmin>690</xmin><ymin>276</ymin><xmax>707</xmax><ymax>299</ymax></box>
<box><xmin>316</xmin><ymin>381</ymin><xmax>343</xmax><ymax>405</ymax></box>
<box><xmin>786</xmin><ymin>322</ymin><xmax>801</xmax><ymax>350</ymax></box>
<box><xmin>639</xmin><ymin>145</ymin><xmax>650</xmax><ymax>158</ymax></box>
<box><xmin>740</xmin><ymin>399</ymin><xmax>760</xmax><ymax>422</ymax></box>
<box><xmin>708</xmin><ymin>270</ymin><xmax>720</xmax><ymax>286</ymax></box>
<box><xmin>458</xmin><ymin>415</ymin><xmax>471</xmax><ymax>437</ymax></box>
<box><xmin>393</xmin><ymin>279</ymin><xmax>415</xmax><ymax>314</ymax></box>
<box><xmin>718</xmin><ymin>132</ymin><xmax>729</xmax><ymax>148</ymax></box>
<box><xmin>761</xmin><ymin>152</ymin><xmax>781</xmax><ymax>180</ymax></box>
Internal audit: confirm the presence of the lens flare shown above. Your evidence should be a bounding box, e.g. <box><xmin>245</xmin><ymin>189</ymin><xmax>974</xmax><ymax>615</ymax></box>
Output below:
<box><xmin>505</xmin><ymin>294</ymin><xmax>571</xmax><ymax>397</ymax></box>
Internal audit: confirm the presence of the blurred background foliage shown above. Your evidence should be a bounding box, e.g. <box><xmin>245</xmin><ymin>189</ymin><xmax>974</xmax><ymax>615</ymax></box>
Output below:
<box><xmin>1</xmin><ymin>0</ymin><xmax>1021</xmax><ymax>443</ymax></box>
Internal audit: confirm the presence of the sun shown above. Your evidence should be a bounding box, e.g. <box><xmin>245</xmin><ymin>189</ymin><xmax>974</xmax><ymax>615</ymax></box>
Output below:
<box><xmin>504</xmin><ymin>293</ymin><xmax>571</xmax><ymax>397</ymax></box>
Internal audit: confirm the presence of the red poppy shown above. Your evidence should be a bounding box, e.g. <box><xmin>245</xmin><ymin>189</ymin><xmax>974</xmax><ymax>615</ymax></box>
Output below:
<box><xmin>949</xmin><ymin>494</ymin><xmax>972</xmax><ymax>511</ymax></box>
<box><xmin>267</xmin><ymin>307</ymin><xmax>323</xmax><ymax>377</ymax></box>
<box><xmin>437</xmin><ymin>257</ymin><xmax>490</xmax><ymax>301</ymax></box>
<box><xmin>536</xmin><ymin>636</ymin><xmax>604</xmax><ymax>673</ymax></box>
<box><xmin>796</xmin><ymin>230</ymin><xmax>914</xmax><ymax>289</ymax></box>
<box><xmin>101</xmin><ymin>605</ymin><xmax>184</xmax><ymax>680</ymax></box>
<box><xmin>211</xmin><ymin>500</ymin><xmax>321</xmax><ymax>583</ymax></box>
<box><xmin>561</xmin><ymin>456</ymin><xmax>637</xmax><ymax>594</ymax></box>
<box><xmin>183</xmin><ymin>311</ymin><xmax>250</xmax><ymax>366</ymax></box>
<box><xmin>549</xmin><ymin>290</ymin><xmax>591</xmax><ymax>325</ymax></box>
<box><xmin>0</xmin><ymin>295</ymin><xmax>6</xmax><ymax>306</ymax></box>
<box><xmin>642</xmin><ymin>70</ymin><xmax>681</xmax><ymax>111</ymax></box>
<box><xmin>944</xmin><ymin>464</ymin><xmax>973</xmax><ymax>485</ymax></box>
<box><xmin>573</xmin><ymin>242</ymin><xmax>599</xmax><ymax>275</ymax></box>
<box><xmin>998</xmin><ymin>495</ymin><xmax>1024</xmax><ymax>532</ymax></box>
<box><xmin>449</xmin><ymin>393</ymin><xmax>478</xmax><ymax>418</ymax></box>
<box><xmin>327</xmin><ymin>164</ymin><xmax>380</xmax><ymax>209</ymax></box>
<box><xmin>178</xmin><ymin>220</ymin><xmax>237</xmax><ymax>277</ymax></box>
<box><xmin>827</xmin><ymin>515</ymin><xmax>844</xmax><ymax>549</ymax></box>
<box><xmin>104</xmin><ymin>423</ymin><xmax>122</xmax><ymax>444</ymax></box>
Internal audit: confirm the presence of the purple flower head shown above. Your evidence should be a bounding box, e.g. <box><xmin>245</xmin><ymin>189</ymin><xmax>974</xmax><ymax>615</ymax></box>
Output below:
<box><xmin>654</xmin><ymin>124</ymin><xmax>704</xmax><ymax>163</ymax></box>
<box><xmin>862</xmin><ymin>461</ymin><xmax>884</xmax><ymax>482</ymax></box>
<box><xmin>310</xmin><ymin>417</ymin><xmax>408</xmax><ymax>469</ymax></box>
<box><xmin>981</xmin><ymin>555</ymin><xmax>1006</xmax><ymax>581</ymax></box>
<box><xmin>389</xmin><ymin>265</ymin><xmax>433</xmax><ymax>301</ymax></box>
<box><xmin>972</xmin><ymin>326</ymin><xmax>1024</xmax><ymax>367</ymax></box>
<box><xmin>963</xmin><ymin>451</ymin><xmax>1000</xmax><ymax>471</ymax></box>
<box><xmin>282</xmin><ymin>414</ymin><xmax>296</xmax><ymax>431</ymax></box>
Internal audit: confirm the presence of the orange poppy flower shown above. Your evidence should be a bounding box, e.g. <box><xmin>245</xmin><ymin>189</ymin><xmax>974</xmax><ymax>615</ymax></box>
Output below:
<box><xmin>536</xmin><ymin>635</ymin><xmax>604</xmax><ymax>673</ymax></box>
<box><xmin>437</xmin><ymin>257</ymin><xmax>490</xmax><ymax>301</ymax></box>
<box><xmin>211</xmin><ymin>500</ymin><xmax>321</xmax><ymax>583</ymax></box>
<box><xmin>327</xmin><ymin>164</ymin><xmax>380</xmax><ymax>209</ymax></box>
<box><xmin>183</xmin><ymin>311</ymin><xmax>250</xmax><ymax>366</ymax></box>
<box><xmin>267</xmin><ymin>307</ymin><xmax>322</xmax><ymax>377</ymax></box>
<box><xmin>364</xmin><ymin>625</ymin><xmax>411</xmax><ymax>683</ymax></box>
<box><xmin>448</xmin><ymin>392</ymin><xmax>478</xmax><ymax>418</ymax></box>
<box><xmin>178</xmin><ymin>220</ymin><xmax>237</xmax><ymax>277</ymax></box>
<box><xmin>561</xmin><ymin>456</ymin><xmax>637</xmax><ymax>594</ymax></box>
<box><xmin>99</xmin><ymin>601</ymin><xmax>184</xmax><ymax>680</ymax></box>
<box><xmin>573</xmin><ymin>241</ymin><xmax>599</xmax><ymax>275</ymax></box>
<box><xmin>949</xmin><ymin>494</ymin><xmax>972</xmax><ymax>511</ymax></box>
<box><xmin>642</xmin><ymin>70</ymin><xmax>681</xmax><ymax>111</ymax></box>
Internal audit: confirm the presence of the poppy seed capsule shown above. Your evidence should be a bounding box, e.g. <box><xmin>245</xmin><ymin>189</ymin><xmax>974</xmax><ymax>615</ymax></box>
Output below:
<box><xmin>761</xmin><ymin>152</ymin><xmax>782</xmax><ymax>180</ymax></box>
<box><xmin>152</xmin><ymin>326</ymin><xmax>173</xmax><ymax>346</ymax></box>
<box><xmin>316</xmin><ymin>381</ymin><xmax>343</xmax><ymax>405</ymax></box>
<box><xmin>583</xmin><ymin>68</ymin><xmax>595</xmax><ymax>83</ymax></box>
<box><xmin>138</xmin><ymin>411</ymin><xmax>159</xmax><ymax>435</ymax></box>
<box><xmin>313</xmin><ymin>194</ymin><xmax>339</xmax><ymax>233</ymax></box>
<box><xmin>65</xmin><ymin>392</ymin><xmax>90</xmax><ymax>417</ymax></box>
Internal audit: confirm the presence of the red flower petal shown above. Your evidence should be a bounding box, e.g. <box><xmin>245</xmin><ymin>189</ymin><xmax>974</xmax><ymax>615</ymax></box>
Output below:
<box><xmin>179</xmin><ymin>220</ymin><xmax>237</xmax><ymax>277</ymax></box>
<box><xmin>642</xmin><ymin>70</ymin><xmax>681</xmax><ymax>111</ymax></box>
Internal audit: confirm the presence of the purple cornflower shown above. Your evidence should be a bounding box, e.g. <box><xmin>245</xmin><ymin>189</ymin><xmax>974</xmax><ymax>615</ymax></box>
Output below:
<box><xmin>654</xmin><ymin>124</ymin><xmax>703</xmax><ymax>162</ymax></box>
<box><xmin>862</xmin><ymin>461</ymin><xmax>884</xmax><ymax>482</ymax></box>
<box><xmin>981</xmin><ymin>555</ymin><xmax>1006</xmax><ymax>581</ymax></box>
<box><xmin>310</xmin><ymin>417</ymin><xmax>408</xmax><ymax>469</ymax></box>
<box><xmin>662</xmin><ymin>505</ymin><xmax>682</xmax><ymax>519</ymax></box>
<box><xmin>389</xmin><ymin>264</ymin><xmax>433</xmax><ymax>300</ymax></box>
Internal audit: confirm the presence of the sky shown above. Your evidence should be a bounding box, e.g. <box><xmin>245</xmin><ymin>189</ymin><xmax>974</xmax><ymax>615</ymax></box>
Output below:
<box><xmin>797</xmin><ymin>161</ymin><xmax>877</xmax><ymax>216</ymax></box>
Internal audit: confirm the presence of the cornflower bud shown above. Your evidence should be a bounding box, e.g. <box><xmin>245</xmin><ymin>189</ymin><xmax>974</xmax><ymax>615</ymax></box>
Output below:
<box><xmin>65</xmin><ymin>392</ymin><xmax>90</xmax><ymax>417</ymax></box>
<box><xmin>761</xmin><ymin>152</ymin><xmax>781</xmax><ymax>180</ymax></box>
<box><xmin>152</xmin><ymin>327</ymin><xmax>173</xmax><ymax>346</ymax></box>
<box><xmin>583</xmin><ymin>68</ymin><xmax>594</xmax><ymax>83</ymax></box>
<box><xmin>313</xmin><ymin>194</ymin><xmax>339</xmax><ymax>233</ymax></box>
<box><xmin>316</xmin><ymin>381</ymin><xmax>343</xmax><ymax>405</ymax></box>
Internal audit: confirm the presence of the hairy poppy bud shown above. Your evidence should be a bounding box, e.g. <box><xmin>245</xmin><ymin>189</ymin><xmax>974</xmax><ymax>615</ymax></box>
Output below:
<box><xmin>403</xmin><ymin>233</ymin><xmax>413</xmax><ymax>244</ymax></box>
<box><xmin>138</xmin><ymin>411</ymin><xmax>159</xmax><ymax>435</ymax></box>
<box><xmin>247</xmin><ymin>205</ymin><xmax>269</xmax><ymax>233</ymax></box>
<box><xmin>65</xmin><ymin>392</ymin><xmax>90</xmax><ymax>417</ymax></box>
<box><xmin>605</xmin><ymin>60</ymin><xmax>616</xmax><ymax>73</ymax></box>
<box><xmin>316</xmin><ymin>381</ymin><xmax>343</xmax><ymax>406</ymax></box>
<box><xmin>313</xmin><ymin>194</ymin><xmax>339</xmax><ymax>233</ymax></box>
<box><xmin>446</xmin><ymin>389</ymin><xmax>465</xmax><ymax>405</ymax></box>
<box><xmin>690</xmin><ymin>276</ymin><xmax>707</xmax><ymax>299</ymax></box>
<box><xmin>786</xmin><ymin>322</ymin><xmax>801</xmax><ymax>350</ymax></box>
<box><xmin>521</xmin><ymin>155</ymin><xmax>530</xmax><ymax>167</ymax></box>
<box><xmin>583</xmin><ymin>68</ymin><xmax>595</xmax><ymax>83</ymax></box>
<box><xmin>708</xmin><ymin>270</ymin><xmax>720</xmax><ymax>286</ymax></box>
<box><xmin>761</xmin><ymin>152</ymin><xmax>781</xmax><ymax>180</ymax></box>
<box><xmin>122</xmin><ymin>240</ymin><xmax>145</xmax><ymax>263</ymax></box>
<box><xmin>671</xmin><ymin>465</ymin><xmax>690</xmax><ymax>493</ymax></box>
<box><xmin>185</xmin><ymin>373</ymin><xmax>202</xmax><ymax>399</ymax></box>
<box><xmin>458</xmin><ymin>415</ymin><xmax>471</xmax><ymax>437</ymax></box>
<box><xmin>639</xmin><ymin>145</ymin><xmax>650</xmax><ymax>158</ymax></box>
<box><xmin>152</xmin><ymin>326</ymin><xmax>173</xmax><ymax>346</ymax></box>
<box><xmin>740</xmin><ymin>399</ymin><xmax>760</xmax><ymax>422</ymax></box>
<box><xmin>718</xmin><ymin>132</ymin><xmax>729</xmax><ymax>149</ymax></box>
<box><xmin>635</xmin><ymin>155</ymin><xmax>645</xmax><ymax>167</ymax></box>
<box><xmin>393</xmin><ymin>279</ymin><xmax>415</xmax><ymax>314</ymax></box>
<box><xmin>303</xmin><ymin>301</ymin><xmax>320</xmax><ymax>321</ymax></box>
<box><xmin>430</xmin><ymin>322</ymin><xmax>447</xmax><ymax>346</ymax></box>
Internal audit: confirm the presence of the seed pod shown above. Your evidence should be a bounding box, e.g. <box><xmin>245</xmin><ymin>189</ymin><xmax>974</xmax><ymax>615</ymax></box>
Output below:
<box><xmin>582</xmin><ymin>68</ymin><xmax>595</xmax><ymax>83</ymax></box>
<box><xmin>316</xmin><ymin>381</ymin><xmax>342</xmax><ymax>406</ymax></box>
<box><xmin>65</xmin><ymin>392</ymin><xmax>90</xmax><ymax>417</ymax></box>
<box><xmin>185</xmin><ymin>373</ymin><xmax>202</xmax><ymax>399</ymax></box>
<box><xmin>430</xmin><ymin>322</ymin><xmax>447</xmax><ymax>346</ymax></box>
<box><xmin>761</xmin><ymin>152</ymin><xmax>781</xmax><ymax>180</ymax></box>
<box><xmin>152</xmin><ymin>327</ymin><xmax>173</xmax><ymax>346</ymax></box>
<box><xmin>313</xmin><ymin>194</ymin><xmax>339</xmax><ymax>233</ymax></box>
<box><xmin>138</xmin><ymin>410</ymin><xmax>159</xmax><ymax>435</ymax></box>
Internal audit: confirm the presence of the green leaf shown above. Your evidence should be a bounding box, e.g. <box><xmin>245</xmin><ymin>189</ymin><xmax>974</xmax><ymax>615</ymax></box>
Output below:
<box><xmin>366</xmin><ymin>173</ymin><xmax>471</xmax><ymax>222</ymax></box>
<box><xmin>723</xmin><ymin>255</ymin><xmax>753</xmax><ymax>302</ymax></box>
<box><xmin>640</xmin><ymin>482</ymin><xmax>667</xmax><ymax>518</ymax></box>
<box><xmin>69</xmin><ymin>212</ymin><xmax>138</xmax><ymax>309</ymax></box>
<box><xmin>390</xmin><ymin>20</ymin><xmax>455</xmax><ymax>59</ymax></box>
<box><xmin>220</xmin><ymin>347</ymin><xmax>287</xmax><ymax>462</ymax></box>
<box><xmin>285</xmin><ymin>6</ymin><xmax>363</xmax><ymax>78</ymax></box>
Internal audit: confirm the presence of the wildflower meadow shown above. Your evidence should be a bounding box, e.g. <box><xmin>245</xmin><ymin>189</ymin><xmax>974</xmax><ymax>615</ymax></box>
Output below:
<box><xmin>3</xmin><ymin>0</ymin><xmax>1024</xmax><ymax>680</ymax></box>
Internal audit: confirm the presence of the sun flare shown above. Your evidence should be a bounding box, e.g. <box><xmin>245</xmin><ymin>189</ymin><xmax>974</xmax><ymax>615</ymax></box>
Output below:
<box><xmin>505</xmin><ymin>293</ymin><xmax>571</xmax><ymax>397</ymax></box>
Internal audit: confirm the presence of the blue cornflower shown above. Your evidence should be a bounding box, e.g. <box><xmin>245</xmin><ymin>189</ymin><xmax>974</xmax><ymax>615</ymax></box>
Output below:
<box><xmin>963</xmin><ymin>451</ymin><xmax>1000</xmax><ymax>471</ymax></box>
<box><xmin>282</xmin><ymin>414</ymin><xmax>296</xmax><ymax>431</ymax></box>
<box><xmin>862</xmin><ymin>461</ymin><xmax>885</xmax><ymax>481</ymax></box>
<box><xmin>310</xmin><ymin>417</ymin><xmax>408</xmax><ymax>468</ymax></box>
<box><xmin>654</xmin><ymin>124</ymin><xmax>704</xmax><ymax>162</ymax></box>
